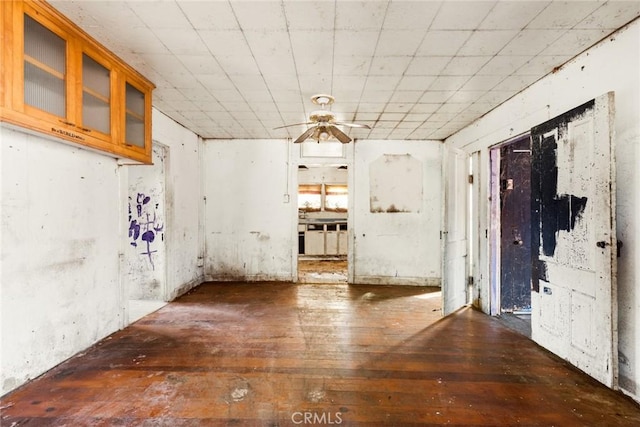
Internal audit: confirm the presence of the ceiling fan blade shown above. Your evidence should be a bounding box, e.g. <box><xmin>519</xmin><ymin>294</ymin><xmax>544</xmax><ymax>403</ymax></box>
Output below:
<box><xmin>293</xmin><ymin>126</ymin><xmax>318</xmax><ymax>144</ymax></box>
<box><xmin>334</xmin><ymin>121</ymin><xmax>371</xmax><ymax>129</ymax></box>
<box><xmin>273</xmin><ymin>122</ymin><xmax>314</xmax><ymax>130</ymax></box>
<box><xmin>327</xmin><ymin>125</ymin><xmax>352</xmax><ymax>144</ymax></box>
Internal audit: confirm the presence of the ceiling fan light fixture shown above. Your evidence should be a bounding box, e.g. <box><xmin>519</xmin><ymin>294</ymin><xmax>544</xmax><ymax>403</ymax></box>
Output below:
<box><xmin>311</xmin><ymin>94</ymin><xmax>335</xmax><ymax>106</ymax></box>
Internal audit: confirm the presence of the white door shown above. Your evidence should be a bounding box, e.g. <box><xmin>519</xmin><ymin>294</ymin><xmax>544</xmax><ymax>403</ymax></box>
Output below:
<box><xmin>442</xmin><ymin>147</ymin><xmax>469</xmax><ymax>315</ymax></box>
<box><xmin>530</xmin><ymin>92</ymin><xmax>617</xmax><ymax>387</ymax></box>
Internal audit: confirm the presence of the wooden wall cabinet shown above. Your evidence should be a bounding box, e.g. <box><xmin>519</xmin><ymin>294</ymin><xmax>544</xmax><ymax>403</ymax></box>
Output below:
<box><xmin>0</xmin><ymin>0</ymin><xmax>155</xmax><ymax>164</ymax></box>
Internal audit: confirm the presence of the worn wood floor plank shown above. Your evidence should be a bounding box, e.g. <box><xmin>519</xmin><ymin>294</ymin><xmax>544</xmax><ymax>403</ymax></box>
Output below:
<box><xmin>2</xmin><ymin>282</ymin><xmax>639</xmax><ymax>426</ymax></box>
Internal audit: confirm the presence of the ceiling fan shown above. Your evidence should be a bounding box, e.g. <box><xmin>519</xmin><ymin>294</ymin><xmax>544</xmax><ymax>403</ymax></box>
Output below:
<box><xmin>274</xmin><ymin>94</ymin><xmax>371</xmax><ymax>144</ymax></box>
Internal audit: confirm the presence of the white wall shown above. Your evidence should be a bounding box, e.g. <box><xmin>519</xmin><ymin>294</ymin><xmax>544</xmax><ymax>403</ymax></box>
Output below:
<box><xmin>1</xmin><ymin>126</ymin><xmax>122</xmax><ymax>395</ymax></box>
<box><xmin>152</xmin><ymin>110</ymin><xmax>204</xmax><ymax>300</ymax></box>
<box><xmin>203</xmin><ymin>139</ymin><xmax>294</xmax><ymax>281</ymax></box>
<box><xmin>0</xmin><ymin>108</ymin><xmax>203</xmax><ymax>395</ymax></box>
<box><xmin>446</xmin><ymin>21</ymin><xmax>640</xmax><ymax>401</ymax></box>
<box><xmin>351</xmin><ymin>140</ymin><xmax>442</xmax><ymax>286</ymax></box>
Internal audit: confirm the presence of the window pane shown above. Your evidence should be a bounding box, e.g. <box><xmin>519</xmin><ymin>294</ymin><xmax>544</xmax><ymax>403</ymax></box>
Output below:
<box><xmin>126</xmin><ymin>83</ymin><xmax>145</xmax><ymax>147</ymax></box>
<box><xmin>298</xmin><ymin>184</ymin><xmax>321</xmax><ymax>211</ymax></box>
<box><xmin>82</xmin><ymin>54</ymin><xmax>110</xmax><ymax>134</ymax></box>
<box><xmin>325</xmin><ymin>185</ymin><xmax>348</xmax><ymax>212</ymax></box>
<box><xmin>23</xmin><ymin>15</ymin><xmax>66</xmax><ymax>116</ymax></box>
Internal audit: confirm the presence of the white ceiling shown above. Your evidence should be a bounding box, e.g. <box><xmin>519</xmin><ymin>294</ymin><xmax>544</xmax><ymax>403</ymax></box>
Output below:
<box><xmin>50</xmin><ymin>0</ymin><xmax>640</xmax><ymax>141</ymax></box>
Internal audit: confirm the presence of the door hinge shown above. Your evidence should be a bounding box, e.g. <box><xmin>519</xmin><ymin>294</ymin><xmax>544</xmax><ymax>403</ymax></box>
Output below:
<box><xmin>468</xmin><ymin>174</ymin><xmax>474</xmax><ymax>184</ymax></box>
<box><xmin>468</xmin><ymin>276</ymin><xmax>474</xmax><ymax>286</ymax></box>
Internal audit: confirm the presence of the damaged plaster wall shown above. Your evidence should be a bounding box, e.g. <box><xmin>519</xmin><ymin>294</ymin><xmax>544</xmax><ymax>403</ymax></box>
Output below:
<box><xmin>0</xmin><ymin>125</ymin><xmax>122</xmax><ymax>396</ymax></box>
<box><xmin>445</xmin><ymin>20</ymin><xmax>640</xmax><ymax>402</ymax></box>
<box><xmin>152</xmin><ymin>110</ymin><xmax>204</xmax><ymax>301</ymax></box>
<box><xmin>351</xmin><ymin>140</ymin><xmax>442</xmax><ymax>286</ymax></box>
<box><xmin>0</xmin><ymin>109</ymin><xmax>203</xmax><ymax>395</ymax></box>
<box><xmin>203</xmin><ymin>139</ymin><xmax>293</xmax><ymax>281</ymax></box>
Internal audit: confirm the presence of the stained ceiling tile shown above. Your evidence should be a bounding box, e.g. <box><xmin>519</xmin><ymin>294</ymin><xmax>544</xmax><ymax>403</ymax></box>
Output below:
<box><xmin>500</xmin><ymin>29</ymin><xmax>567</xmax><ymax>56</ymax></box>
<box><xmin>405</xmin><ymin>56</ymin><xmax>452</xmax><ymax>76</ymax></box>
<box><xmin>441</xmin><ymin>57</ymin><xmax>491</xmax><ymax>76</ymax></box>
<box><xmin>335</xmin><ymin>1</ymin><xmax>387</xmax><ymax>30</ymax></box>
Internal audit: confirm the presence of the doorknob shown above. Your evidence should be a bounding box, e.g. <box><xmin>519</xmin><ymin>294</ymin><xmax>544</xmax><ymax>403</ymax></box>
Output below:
<box><xmin>596</xmin><ymin>241</ymin><xmax>610</xmax><ymax>248</ymax></box>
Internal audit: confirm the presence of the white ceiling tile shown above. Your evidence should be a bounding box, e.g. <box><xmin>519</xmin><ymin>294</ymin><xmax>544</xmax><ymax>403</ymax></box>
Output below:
<box><xmin>405</xmin><ymin>57</ymin><xmax>452</xmax><ymax>76</ymax></box>
<box><xmin>397</xmin><ymin>75</ymin><xmax>437</xmax><ymax>91</ymax></box>
<box><xmin>360</xmin><ymin>90</ymin><xmax>394</xmax><ymax>103</ymax></box>
<box><xmin>335</xmin><ymin>1</ymin><xmax>388</xmax><ymax>30</ymax></box>
<box><xmin>459</xmin><ymin>75</ymin><xmax>504</xmax><ymax>91</ymax></box>
<box><xmin>447</xmin><ymin>91</ymin><xmax>486</xmax><ymax>104</ymax></box>
<box><xmin>458</xmin><ymin>30</ymin><xmax>519</xmax><ymax>56</ymax></box>
<box><xmin>299</xmin><ymin>81</ymin><xmax>333</xmax><ymax>99</ymax></box>
<box><xmin>441</xmin><ymin>57</ymin><xmax>491</xmax><ymax>76</ymax></box>
<box><xmin>333</xmin><ymin>56</ymin><xmax>372</xmax><ymax>75</ymax></box>
<box><xmin>180</xmin><ymin>55</ymin><xmax>226</xmax><ymax>75</ymax></box>
<box><xmin>213</xmin><ymin>89</ymin><xmax>243</xmax><ymax>102</ymax></box>
<box><xmin>334</xmin><ymin>30</ymin><xmax>380</xmax><ymax>58</ymax></box>
<box><xmin>154</xmin><ymin>29</ymin><xmax>210</xmax><ymax>55</ymax></box>
<box><xmin>262</xmin><ymin>74</ymin><xmax>300</xmax><ymax>92</ymax></box>
<box><xmin>128</xmin><ymin>1</ymin><xmax>191</xmax><ymax>29</ymax></box>
<box><xmin>369</xmin><ymin>56</ymin><xmax>413</xmax><ymax>76</ymax></box>
<box><xmin>231</xmin><ymin>2</ymin><xmax>288</xmax><ymax>31</ymax></box>
<box><xmin>477</xmin><ymin>55</ymin><xmax>531</xmax><ymax>76</ymax></box>
<box><xmin>200</xmin><ymin>30</ymin><xmax>252</xmax><ymax>58</ymax></box>
<box><xmin>384</xmin><ymin>103</ymin><xmax>413</xmax><ymax>113</ymax></box>
<box><xmin>429</xmin><ymin>76</ymin><xmax>470</xmax><ymax>91</ymax></box>
<box><xmin>527</xmin><ymin>1</ymin><xmax>603</xmax><ymax>29</ymax></box>
<box><xmin>289</xmin><ymin>30</ymin><xmax>334</xmax><ymax>75</ymax></box>
<box><xmin>436</xmin><ymin>103</ymin><xmax>468</xmax><ymax>114</ymax></box>
<box><xmin>364</xmin><ymin>76</ymin><xmax>402</xmax><ymax>92</ymax></box>
<box><xmin>514</xmin><ymin>54</ymin><xmax>571</xmax><ymax>76</ymax></box>
<box><xmin>575</xmin><ymin>2</ymin><xmax>640</xmax><ymax>29</ymax></box>
<box><xmin>410</xmin><ymin>103</ymin><xmax>442</xmax><ymax>114</ymax></box>
<box><xmin>420</xmin><ymin>91</ymin><xmax>455</xmax><ymax>103</ymax></box>
<box><xmin>283</xmin><ymin>1</ymin><xmax>336</xmax><ymax>31</ymax></box>
<box><xmin>431</xmin><ymin>1</ymin><xmax>497</xmax><ymax>30</ymax></box>
<box><xmin>357</xmin><ymin>102</ymin><xmax>388</xmax><ymax>113</ymax></box>
<box><xmin>389</xmin><ymin>91</ymin><xmax>424</xmax><ymax>103</ymax></box>
<box><xmin>492</xmin><ymin>74</ymin><xmax>541</xmax><ymax>92</ymax></box>
<box><xmin>479</xmin><ymin>1</ymin><xmax>550</xmax><ymax>30</ymax></box>
<box><xmin>332</xmin><ymin>76</ymin><xmax>367</xmax><ymax>96</ymax></box>
<box><xmin>178</xmin><ymin>1</ymin><xmax>239</xmax><ymax>30</ymax></box>
<box><xmin>500</xmin><ymin>29</ymin><xmax>566</xmax><ymax>56</ymax></box>
<box><xmin>383</xmin><ymin>1</ymin><xmax>440</xmax><ymax>29</ymax></box>
<box><xmin>417</xmin><ymin>31</ymin><xmax>472</xmax><ymax>56</ymax></box>
<box><xmin>376</xmin><ymin>30</ymin><xmax>426</xmax><ymax>56</ymax></box>
<box><xmin>194</xmin><ymin>74</ymin><xmax>238</xmax><ymax>91</ymax></box>
<box><xmin>541</xmin><ymin>29</ymin><xmax>610</xmax><ymax>56</ymax></box>
<box><xmin>52</xmin><ymin>0</ymin><xmax>638</xmax><ymax>140</ymax></box>
<box><xmin>215</xmin><ymin>55</ymin><xmax>261</xmax><ymax>76</ymax></box>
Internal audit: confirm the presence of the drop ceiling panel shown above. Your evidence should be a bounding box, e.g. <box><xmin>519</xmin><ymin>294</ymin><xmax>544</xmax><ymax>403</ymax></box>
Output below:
<box><xmin>49</xmin><ymin>0</ymin><xmax>640</xmax><ymax>140</ymax></box>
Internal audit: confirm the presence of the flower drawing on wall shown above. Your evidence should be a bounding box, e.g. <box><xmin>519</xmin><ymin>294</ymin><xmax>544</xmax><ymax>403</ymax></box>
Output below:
<box><xmin>128</xmin><ymin>192</ymin><xmax>164</xmax><ymax>269</ymax></box>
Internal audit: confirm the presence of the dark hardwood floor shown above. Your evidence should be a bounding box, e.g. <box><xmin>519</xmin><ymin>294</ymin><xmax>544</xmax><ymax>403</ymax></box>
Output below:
<box><xmin>2</xmin><ymin>282</ymin><xmax>639</xmax><ymax>426</ymax></box>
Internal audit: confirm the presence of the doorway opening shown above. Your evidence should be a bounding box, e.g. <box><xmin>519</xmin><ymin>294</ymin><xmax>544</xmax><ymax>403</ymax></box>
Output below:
<box><xmin>297</xmin><ymin>164</ymin><xmax>348</xmax><ymax>283</ymax></box>
<box><xmin>490</xmin><ymin>135</ymin><xmax>532</xmax><ymax>337</ymax></box>
<box><xmin>125</xmin><ymin>143</ymin><xmax>168</xmax><ymax>323</ymax></box>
